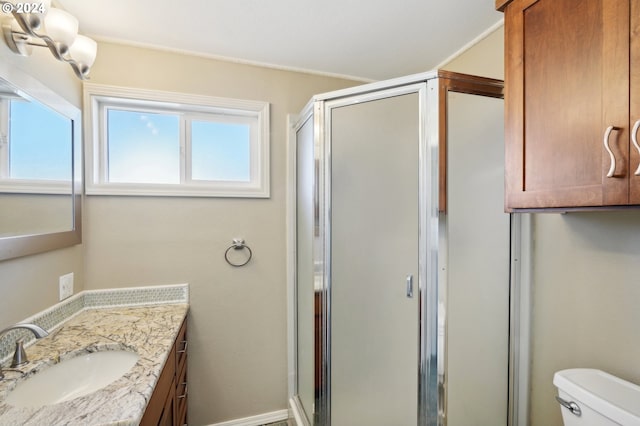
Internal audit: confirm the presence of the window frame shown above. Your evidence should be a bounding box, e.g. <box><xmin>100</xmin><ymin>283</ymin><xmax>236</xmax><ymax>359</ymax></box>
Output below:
<box><xmin>84</xmin><ymin>83</ymin><xmax>270</xmax><ymax>198</ymax></box>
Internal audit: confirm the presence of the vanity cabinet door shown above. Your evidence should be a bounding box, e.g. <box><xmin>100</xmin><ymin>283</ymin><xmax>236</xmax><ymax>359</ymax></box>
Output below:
<box><xmin>501</xmin><ymin>0</ymin><xmax>632</xmax><ymax>210</ymax></box>
<box><xmin>141</xmin><ymin>344</ymin><xmax>176</xmax><ymax>425</ymax></box>
<box><xmin>159</xmin><ymin>380</ymin><xmax>176</xmax><ymax>426</ymax></box>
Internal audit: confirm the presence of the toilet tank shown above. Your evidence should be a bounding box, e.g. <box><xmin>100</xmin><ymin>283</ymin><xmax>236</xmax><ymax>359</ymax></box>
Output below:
<box><xmin>553</xmin><ymin>369</ymin><xmax>640</xmax><ymax>426</ymax></box>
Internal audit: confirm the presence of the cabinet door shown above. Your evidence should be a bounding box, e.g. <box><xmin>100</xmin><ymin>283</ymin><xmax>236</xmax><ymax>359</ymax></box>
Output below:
<box><xmin>504</xmin><ymin>0</ymin><xmax>630</xmax><ymax>209</ymax></box>
<box><xmin>631</xmin><ymin>0</ymin><xmax>640</xmax><ymax>203</ymax></box>
<box><xmin>159</xmin><ymin>380</ymin><xmax>176</xmax><ymax>426</ymax></box>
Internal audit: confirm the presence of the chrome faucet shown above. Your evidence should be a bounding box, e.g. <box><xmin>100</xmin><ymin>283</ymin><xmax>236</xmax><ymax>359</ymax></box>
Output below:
<box><xmin>0</xmin><ymin>323</ymin><xmax>48</xmax><ymax>380</ymax></box>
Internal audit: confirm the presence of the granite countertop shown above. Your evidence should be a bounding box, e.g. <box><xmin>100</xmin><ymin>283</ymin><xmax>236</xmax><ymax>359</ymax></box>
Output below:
<box><xmin>0</xmin><ymin>303</ymin><xmax>189</xmax><ymax>426</ymax></box>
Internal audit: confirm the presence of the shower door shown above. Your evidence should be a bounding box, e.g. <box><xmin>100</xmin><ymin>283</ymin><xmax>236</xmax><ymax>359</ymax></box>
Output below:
<box><xmin>326</xmin><ymin>85</ymin><xmax>423</xmax><ymax>426</ymax></box>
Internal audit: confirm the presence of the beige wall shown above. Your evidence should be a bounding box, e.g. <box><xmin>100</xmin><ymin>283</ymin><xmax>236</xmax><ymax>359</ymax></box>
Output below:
<box><xmin>1</xmin><ymin>195</ymin><xmax>73</xmax><ymax>236</ymax></box>
<box><xmin>0</xmin><ymin>42</ymin><xmax>84</xmax><ymax>328</ymax></box>
<box><xmin>441</xmin><ymin>26</ymin><xmax>504</xmax><ymax>80</ymax></box>
<box><xmin>443</xmin><ymin>24</ymin><xmax>640</xmax><ymax>426</ymax></box>
<box><xmin>83</xmin><ymin>42</ymin><xmax>359</xmax><ymax>425</ymax></box>
<box><xmin>530</xmin><ymin>212</ymin><xmax>640</xmax><ymax>426</ymax></box>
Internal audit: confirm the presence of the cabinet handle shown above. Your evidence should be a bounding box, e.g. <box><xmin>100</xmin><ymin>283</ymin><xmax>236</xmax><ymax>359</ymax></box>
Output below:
<box><xmin>178</xmin><ymin>383</ymin><xmax>188</xmax><ymax>399</ymax></box>
<box><xmin>603</xmin><ymin>126</ymin><xmax>618</xmax><ymax>178</ymax></box>
<box><xmin>178</xmin><ymin>341</ymin><xmax>188</xmax><ymax>353</ymax></box>
<box><xmin>632</xmin><ymin>120</ymin><xmax>640</xmax><ymax>176</ymax></box>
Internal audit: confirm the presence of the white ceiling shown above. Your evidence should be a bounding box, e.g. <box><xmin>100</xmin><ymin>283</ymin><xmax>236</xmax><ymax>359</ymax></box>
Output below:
<box><xmin>57</xmin><ymin>0</ymin><xmax>503</xmax><ymax>82</ymax></box>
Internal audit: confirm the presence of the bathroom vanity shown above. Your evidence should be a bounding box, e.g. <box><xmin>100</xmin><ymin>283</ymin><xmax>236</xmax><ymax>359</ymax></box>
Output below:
<box><xmin>141</xmin><ymin>315</ymin><xmax>188</xmax><ymax>426</ymax></box>
<box><xmin>0</xmin><ymin>303</ymin><xmax>188</xmax><ymax>425</ymax></box>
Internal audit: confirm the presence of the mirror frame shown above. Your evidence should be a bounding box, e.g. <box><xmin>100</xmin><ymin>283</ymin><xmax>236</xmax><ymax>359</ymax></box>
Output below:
<box><xmin>0</xmin><ymin>61</ymin><xmax>82</xmax><ymax>261</ymax></box>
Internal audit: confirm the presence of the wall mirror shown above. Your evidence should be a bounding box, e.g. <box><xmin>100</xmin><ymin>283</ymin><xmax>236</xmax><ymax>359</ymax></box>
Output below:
<box><xmin>0</xmin><ymin>65</ymin><xmax>82</xmax><ymax>260</ymax></box>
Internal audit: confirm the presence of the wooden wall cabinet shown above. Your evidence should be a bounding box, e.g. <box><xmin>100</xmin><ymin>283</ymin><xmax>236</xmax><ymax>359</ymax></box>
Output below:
<box><xmin>141</xmin><ymin>318</ymin><xmax>188</xmax><ymax>426</ymax></box>
<box><xmin>498</xmin><ymin>0</ymin><xmax>640</xmax><ymax>210</ymax></box>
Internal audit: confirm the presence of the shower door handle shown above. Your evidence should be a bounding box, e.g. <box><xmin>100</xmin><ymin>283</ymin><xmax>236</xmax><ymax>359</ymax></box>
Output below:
<box><xmin>406</xmin><ymin>275</ymin><xmax>414</xmax><ymax>298</ymax></box>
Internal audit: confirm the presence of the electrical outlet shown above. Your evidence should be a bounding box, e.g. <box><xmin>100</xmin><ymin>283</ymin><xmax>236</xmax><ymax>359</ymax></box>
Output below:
<box><xmin>59</xmin><ymin>272</ymin><xmax>74</xmax><ymax>300</ymax></box>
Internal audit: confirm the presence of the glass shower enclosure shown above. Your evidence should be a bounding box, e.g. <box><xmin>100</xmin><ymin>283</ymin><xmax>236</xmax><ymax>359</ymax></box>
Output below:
<box><xmin>290</xmin><ymin>70</ymin><xmax>510</xmax><ymax>426</ymax></box>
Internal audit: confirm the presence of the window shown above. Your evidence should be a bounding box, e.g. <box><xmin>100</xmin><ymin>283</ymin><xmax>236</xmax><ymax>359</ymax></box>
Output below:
<box><xmin>0</xmin><ymin>93</ymin><xmax>74</xmax><ymax>194</ymax></box>
<box><xmin>84</xmin><ymin>84</ymin><xmax>270</xmax><ymax>197</ymax></box>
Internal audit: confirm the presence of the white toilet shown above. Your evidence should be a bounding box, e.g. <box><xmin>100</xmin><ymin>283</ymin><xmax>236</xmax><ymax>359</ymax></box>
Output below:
<box><xmin>553</xmin><ymin>368</ymin><xmax>640</xmax><ymax>425</ymax></box>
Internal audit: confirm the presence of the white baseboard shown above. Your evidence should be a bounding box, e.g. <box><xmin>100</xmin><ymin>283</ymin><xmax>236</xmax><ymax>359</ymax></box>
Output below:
<box><xmin>288</xmin><ymin>397</ymin><xmax>308</xmax><ymax>426</ymax></box>
<box><xmin>208</xmin><ymin>409</ymin><xmax>290</xmax><ymax>426</ymax></box>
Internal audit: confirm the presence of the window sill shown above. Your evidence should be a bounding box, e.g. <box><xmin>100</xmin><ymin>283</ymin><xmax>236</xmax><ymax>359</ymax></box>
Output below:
<box><xmin>85</xmin><ymin>182</ymin><xmax>270</xmax><ymax>198</ymax></box>
<box><xmin>0</xmin><ymin>180</ymin><xmax>73</xmax><ymax>195</ymax></box>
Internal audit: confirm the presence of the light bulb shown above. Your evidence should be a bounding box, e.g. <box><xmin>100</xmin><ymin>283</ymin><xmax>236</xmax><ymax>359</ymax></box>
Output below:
<box><xmin>44</xmin><ymin>8</ymin><xmax>78</xmax><ymax>49</ymax></box>
<box><xmin>69</xmin><ymin>35</ymin><xmax>97</xmax><ymax>67</ymax></box>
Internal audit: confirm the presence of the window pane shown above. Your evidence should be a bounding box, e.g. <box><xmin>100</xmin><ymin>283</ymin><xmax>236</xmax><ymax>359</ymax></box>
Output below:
<box><xmin>107</xmin><ymin>109</ymin><xmax>180</xmax><ymax>184</ymax></box>
<box><xmin>191</xmin><ymin>121</ymin><xmax>250</xmax><ymax>182</ymax></box>
<box><xmin>9</xmin><ymin>99</ymin><xmax>72</xmax><ymax>181</ymax></box>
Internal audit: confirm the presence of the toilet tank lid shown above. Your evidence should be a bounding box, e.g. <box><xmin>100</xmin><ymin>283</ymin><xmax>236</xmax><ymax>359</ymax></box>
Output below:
<box><xmin>554</xmin><ymin>369</ymin><xmax>640</xmax><ymax>425</ymax></box>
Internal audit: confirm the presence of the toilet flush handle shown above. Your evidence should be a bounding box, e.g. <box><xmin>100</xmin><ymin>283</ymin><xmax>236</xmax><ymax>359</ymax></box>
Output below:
<box><xmin>555</xmin><ymin>396</ymin><xmax>582</xmax><ymax>417</ymax></box>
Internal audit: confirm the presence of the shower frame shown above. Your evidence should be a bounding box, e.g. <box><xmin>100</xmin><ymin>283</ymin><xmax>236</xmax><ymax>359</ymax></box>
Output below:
<box><xmin>288</xmin><ymin>70</ymin><xmax>529</xmax><ymax>426</ymax></box>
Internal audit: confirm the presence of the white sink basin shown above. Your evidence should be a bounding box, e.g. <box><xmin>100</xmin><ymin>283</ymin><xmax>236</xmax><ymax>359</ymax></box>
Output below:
<box><xmin>5</xmin><ymin>350</ymin><xmax>139</xmax><ymax>408</ymax></box>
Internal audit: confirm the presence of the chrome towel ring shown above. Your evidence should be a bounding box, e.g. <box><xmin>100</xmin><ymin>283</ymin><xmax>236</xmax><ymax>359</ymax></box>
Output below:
<box><xmin>224</xmin><ymin>238</ymin><xmax>252</xmax><ymax>267</ymax></box>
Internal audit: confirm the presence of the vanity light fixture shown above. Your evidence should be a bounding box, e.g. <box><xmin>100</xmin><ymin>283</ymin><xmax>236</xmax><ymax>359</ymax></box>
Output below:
<box><xmin>0</xmin><ymin>0</ymin><xmax>97</xmax><ymax>80</ymax></box>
